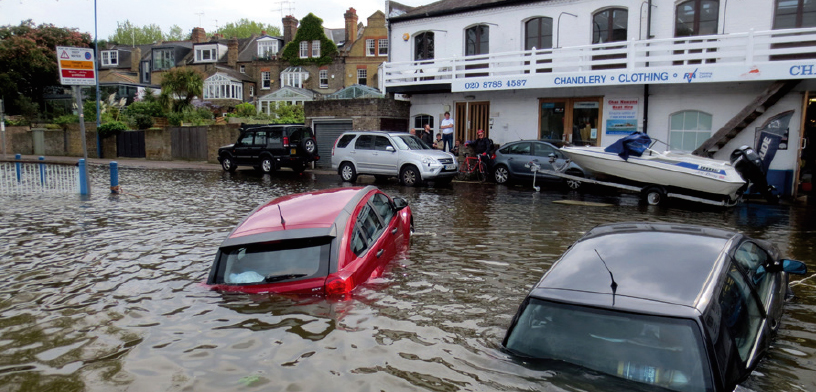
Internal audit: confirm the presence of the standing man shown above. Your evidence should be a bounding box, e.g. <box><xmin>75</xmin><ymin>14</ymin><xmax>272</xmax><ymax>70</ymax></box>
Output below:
<box><xmin>440</xmin><ymin>112</ymin><xmax>454</xmax><ymax>152</ymax></box>
<box><xmin>421</xmin><ymin>124</ymin><xmax>434</xmax><ymax>146</ymax></box>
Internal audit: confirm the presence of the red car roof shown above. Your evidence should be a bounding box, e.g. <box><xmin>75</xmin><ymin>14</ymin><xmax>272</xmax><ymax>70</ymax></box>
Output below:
<box><xmin>229</xmin><ymin>187</ymin><xmax>366</xmax><ymax>238</ymax></box>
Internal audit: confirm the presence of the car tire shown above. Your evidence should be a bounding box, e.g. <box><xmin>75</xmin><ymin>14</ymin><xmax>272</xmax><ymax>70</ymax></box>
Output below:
<box><xmin>642</xmin><ymin>186</ymin><xmax>667</xmax><ymax>206</ymax></box>
<box><xmin>400</xmin><ymin>165</ymin><xmax>422</xmax><ymax>187</ymax></box>
<box><xmin>564</xmin><ymin>169</ymin><xmax>584</xmax><ymax>190</ymax></box>
<box><xmin>301</xmin><ymin>137</ymin><xmax>317</xmax><ymax>158</ymax></box>
<box><xmin>221</xmin><ymin>155</ymin><xmax>237</xmax><ymax>172</ymax></box>
<box><xmin>291</xmin><ymin>162</ymin><xmax>306</xmax><ymax>174</ymax></box>
<box><xmin>260</xmin><ymin>156</ymin><xmax>275</xmax><ymax>174</ymax></box>
<box><xmin>340</xmin><ymin>162</ymin><xmax>357</xmax><ymax>182</ymax></box>
<box><xmin>494</xmin><ymin>165</ymin><xmax>510</xmax><ymax>184</ymax></box>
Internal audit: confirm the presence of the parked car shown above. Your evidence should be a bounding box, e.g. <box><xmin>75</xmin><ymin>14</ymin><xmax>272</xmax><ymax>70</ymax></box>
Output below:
<box><xmin>503</xmin><ymin>222</ymin><xmax>807</xmax><ymax>392</ymax></box>
<box><xmin>206</xmin><ymin>186</ymin><xmax>412</xmax><ymax>295</ymax></box>
<box><xmin>331</xmin><ymin>131</ymin><xmax>458</xmax><ymax>186</ymax></box>
<box><xmin>492</xmin><ymin>140</ymin><xmax>585</xmax><ymax>189</ymax></box>
<box><xmin>218</xmin><ymin>123</ymin><xmax>319</xmax><ymax>174</ymax></box>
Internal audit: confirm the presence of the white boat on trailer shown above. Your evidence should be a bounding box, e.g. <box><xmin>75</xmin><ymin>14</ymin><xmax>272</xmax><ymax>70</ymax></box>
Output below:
<box><xmin>531</xmin><ymin>132</ymin><xmax>777</xmax><ymax>206</ymax></box>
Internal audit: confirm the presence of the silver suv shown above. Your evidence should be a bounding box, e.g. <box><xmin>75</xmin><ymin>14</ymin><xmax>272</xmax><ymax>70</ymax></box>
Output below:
<box><xmin>331</xmin><ymin>131</ymin><xmax>458</xmax><ymax>186</ymax></box>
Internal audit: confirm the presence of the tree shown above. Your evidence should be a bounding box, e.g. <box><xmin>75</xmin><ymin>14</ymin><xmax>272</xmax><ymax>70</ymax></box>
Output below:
<box><xmin>107</xmin><ymin>20</ymin><xmax>163</xmax><ymax>45</ymax></box>
<box><xmin>165</xmin><ymin>25</ymin><xmax>186</xmax><ymax>41</ymax></box>
<box><xmin>216</xmin><ymin>19</ymin><xmax>281</xmax><ymax>39</ymax></box>
<box><xmin>0</xmin><ymin>20</ymin><xmax>92</xmax><ymax>116</ymax></box>
<box><xmin>160</xmin><ymin>67</ymin><xmax>204</xmax><ymax>112</ymax></box>
<box><xmin>280</xmin><ymin>14</ymin><xmax>337</xmax><ymax>66</ymax></box>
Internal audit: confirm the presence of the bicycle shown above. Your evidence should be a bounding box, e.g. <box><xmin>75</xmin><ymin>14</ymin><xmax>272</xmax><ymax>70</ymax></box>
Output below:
<box><xmin>456</xmin><ymin>154</ymin><xmax>488</xmax><ymax>182</ymax></box>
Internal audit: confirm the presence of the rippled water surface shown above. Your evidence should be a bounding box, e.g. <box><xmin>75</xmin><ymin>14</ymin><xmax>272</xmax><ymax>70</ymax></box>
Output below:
<box><xmin>1</xmin><ymin>166</ymin><xmax>815</xmax><ymax>391</ymax></box>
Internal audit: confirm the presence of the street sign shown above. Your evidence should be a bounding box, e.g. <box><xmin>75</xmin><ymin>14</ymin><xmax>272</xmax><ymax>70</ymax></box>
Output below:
<box><xmin>56</xmin><ymin>46</ymin><xmax>96</xmax><ymax>86</ymax></box>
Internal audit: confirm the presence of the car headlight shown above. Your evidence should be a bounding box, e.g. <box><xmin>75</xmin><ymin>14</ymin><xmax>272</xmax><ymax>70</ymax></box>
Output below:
<box><xmin>422</xmin><ymin>157</ymin><xmax>434</xmax><ymax>164</ymax></box>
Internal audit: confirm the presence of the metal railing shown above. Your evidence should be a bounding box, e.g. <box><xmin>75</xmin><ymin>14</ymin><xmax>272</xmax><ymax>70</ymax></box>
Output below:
<box><xmin>382</xmin><ymin>27</ymin><xmax>816</xmax><ymax>88</ymax></box>
<box><xmin>0</xmin><ymin>158</ymin><xmax>80</xmax><ymax>195</ymax></box>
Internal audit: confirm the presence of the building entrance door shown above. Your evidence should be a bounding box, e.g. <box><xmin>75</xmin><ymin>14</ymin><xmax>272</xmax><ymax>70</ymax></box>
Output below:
<box><xmin>796</xmin><ymin>93</ymin><xmax>815</xmax><ymax>199</ymax></box>
<box><xmin>455</xmin><ymin>101</ymin><xmax>490</xmax><ymax>143</ymax></box>
<box><xmin>539</xmin><ymin>97</ymin><xmax>603</xmax><ymax>146</ymax></box>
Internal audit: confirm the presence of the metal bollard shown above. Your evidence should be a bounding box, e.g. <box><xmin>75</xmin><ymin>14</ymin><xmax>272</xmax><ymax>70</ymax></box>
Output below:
<box><xmin>39</xmin><ymin>156</ymin><xmax>45</xmax><ymax>186</ymax></box>
<box><xmin>78</xmin><ymin>159</ymin><xmax>88</xmax><ymax>195</ymax></box>
<box><xmin>15</xmin><ymin>153</ymin><xmax>21</xmax><ymax>182</ymax></box>
<box><xmin>110</xmin><ymin>161</ymin><xmax>119</xmax><ymax>194</ymax></box>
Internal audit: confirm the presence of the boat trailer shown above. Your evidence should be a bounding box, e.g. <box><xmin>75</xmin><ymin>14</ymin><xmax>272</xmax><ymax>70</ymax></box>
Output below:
<box><xmin>526</xmin><ymin>161</ymin><xmax>742</xmax><ymax>207</ymax></box>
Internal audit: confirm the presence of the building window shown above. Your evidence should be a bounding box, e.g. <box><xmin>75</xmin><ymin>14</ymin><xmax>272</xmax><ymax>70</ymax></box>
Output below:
<box><xmin>140</xmin><ymin>60</ymin><xmax>150</xmax><ymax>83</ymax></box>
<box><xmin>203</xmin><ymin>74</ymin><xmax>243</xmax><ymax>100</ymax></box>
<box><xmin>357</xmin><ymin>68</ymin><xmax>367</xmax><ymax>85</ymax></box>
<box><xmin>261</xmin><ymin>71</ymin><xmax>271</xmax><ymax>89</ymax></box>
<box><xmin>466</xmin><ymin>25</ymin><xmax>489</xmax><ymax>55</ymax></box>
<box><xmin>240</xmin><ymin>65</ymin><xmax>246</xmax><ymax>73</ymax></box>
<box><xmin>257</xmin><ymin>40</ymin><xmax>278</xmax><ymax>58</ymax></box>
<box><xmin>196</xmin><ymin>48</ymin><xmax>217</xmax><ymax>62</ymax></box>
<box><xmin>153</xmin><ymin>49</ymin><xmax>175</xmax><ymax>70</ymax></box>
<box><xmin>593</xmin><ymin>8</ymin><xmax>628</xmax><ymax>43</ymax></box>
<box><xmin>281</xmin><ymin>67</ymin><xmax>308</xmax><ymax>88</ymax></box>
<box><xmin>312</xmin><ymin>40</ymin><xmax>320</xmax><ymax>57</ymax></box>
<box><xmin>378</xmin><ymin>39</ymin><xmax>388</xmax><ymax>56</ymax></box>
<box><xmin>525</xmin><ymin>17</ymin><xmax>553</xmax><ymax>50</ymax></box>
<box><xmin>101</xmin><ymin>50</ymin><xmax>118</xmax><ymax>66</ymax></box>
<box><xmin>367</xmin><ymin>39</ymin><xmax>376</xmax><ymax>56</ymax></box>
<box><xmin>249</xmin><ymin>85</ymin><xmax>254</xmax><ymax>97</ymax></box>
<box><xmin>299</xmin><ymin>41</ymin><xmax>309</xmax><ymax>58</ymax></box>
<box><xmin>319</xmin><ymin>69</ymin><xmax>328</xmax><ymax>88</ymax></box>
<box><xmin>414</xmin><ymin>32</ymin><xmax>434</xmax><ymax>60</ymax></box>
<box><xmin>675</xmin><ymin>0</ymin><xmax>719</xmax><ymax>37</ymax></box>
<box><xmin>414</xmin><ymin>115</ymin><xmax>434</xmax><ymax>131</ymax></box>
<box><xmin>669</xmin><ymin>110</ymin><xmax>712</xmax><ymax>151</ymax></box>
<box><xmin>774</xmin><ymin>0</ymin><xmax>816</xmax><ymax>29</ymax></box>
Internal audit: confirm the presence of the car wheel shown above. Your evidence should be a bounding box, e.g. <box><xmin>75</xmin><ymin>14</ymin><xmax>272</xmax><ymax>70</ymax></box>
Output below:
<box><xmin>340</xmin><ymin>162</ymin><xmax>357</xmax><ymax>182</ymax></box>
<box><xmin>221</xmin><ymin>155</ymin><xmax>237</xmax><ymax>172</ymax></box>
<box><xmin>400</xmin><ymin>166</ymin><xmax>422</xmax><ymax>187</ymax></box>
<box><xmin>260</xmin><ymin>156</ymin><xmax>274</xmax><ymax>174</ymax></box>
<box><xmin>301</xmin><ymin>137</ymin><xmax>317</xmax><ymax>157</ymax></box>
<box><xmin>643</xmin><ymin>186</ymin><xmax>667</xmax><ymax>206</ymax></box>
<box><xmin>494</xmin><ymin>165</ymin><xmax>510</xmax><ymax>184</ymax></box>
<box><xmin>564</xmin><ymin>169</ymin><xmax>584</xmax><ymax>190</ymax></box>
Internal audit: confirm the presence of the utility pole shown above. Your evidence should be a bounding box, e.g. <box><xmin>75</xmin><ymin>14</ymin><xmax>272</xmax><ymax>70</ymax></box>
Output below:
<box><xmin>1</xmin><ymin>98</ymin><xmax>6</xmax><ymax>158</ymax></box>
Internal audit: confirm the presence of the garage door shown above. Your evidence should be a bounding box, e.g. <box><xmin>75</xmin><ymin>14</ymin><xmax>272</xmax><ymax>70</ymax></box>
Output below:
<box><xmin>313</xmin><ymin>120</ymin><xmax>353</xmax><ymax>168</ymax></box>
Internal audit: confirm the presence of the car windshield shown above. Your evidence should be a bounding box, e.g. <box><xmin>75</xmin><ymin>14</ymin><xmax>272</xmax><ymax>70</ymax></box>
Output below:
<box><xmin>505</xmin><ymin>299</ymin><xmax>711</xmax><ymax>392</ymax></box>
<box><xmin>392</xmin><ymin>134</ymin><xmax>432</xmax><ymax>150</ymax></box>
<box><xmin>217</xmin><ymin>237</ymin><xmax>331</xmax><ymax>285</ymax></box>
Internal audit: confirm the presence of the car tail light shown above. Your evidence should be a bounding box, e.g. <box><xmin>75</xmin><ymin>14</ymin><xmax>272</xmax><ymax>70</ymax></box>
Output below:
<box><xmin>325</xmin><ymin>275</ymin><xmax>354</xmax><ymax>295</ymax></box>
<box><xmin>283</xmin><ymin>136</ymin><xmax>289</xmax><ymax>147</ymax></box>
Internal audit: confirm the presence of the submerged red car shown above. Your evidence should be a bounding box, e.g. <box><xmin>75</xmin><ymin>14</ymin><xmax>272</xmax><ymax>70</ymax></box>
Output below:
<box><xmin>206</xmin><ymin>186</ymin><xmax>412</xmax><ymax>295</ymax></box>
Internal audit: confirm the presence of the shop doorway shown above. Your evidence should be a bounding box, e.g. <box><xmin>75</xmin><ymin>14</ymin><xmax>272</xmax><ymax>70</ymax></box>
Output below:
<box><xmin>454</xmin><ymin>101</ymin><xmax>490</xmax><ymax>143</ymax></box>
<box><xmin>539</xmin><ymin>97</ymin><xmax>603</xmax><ymax>146</ymax></box>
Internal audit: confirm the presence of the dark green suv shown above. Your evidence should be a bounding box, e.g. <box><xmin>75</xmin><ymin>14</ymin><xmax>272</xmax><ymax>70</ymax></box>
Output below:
<box><xmin>218</xmin><ymin>124</ymin><xmax>319</xmax><ymax>173</ymax></box>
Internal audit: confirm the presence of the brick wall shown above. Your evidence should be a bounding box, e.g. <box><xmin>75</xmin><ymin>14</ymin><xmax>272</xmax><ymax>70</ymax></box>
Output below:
<box><xmin>65</xmin><ymin>123</ymin><xmax>99</xmax><ymax>158</ymax></box>
<box><xmin>305</xmin><ymin>98</ymin><xmax>410</xmax><ymax>131</ymax></box>
<box><xmin>206</xmin><ymin>124</ymin><xmax>240</xmax><ymax>163</ymax></box>
<box><xmin>3</xmin><ymin>126</ymin><xmax>30</xmax><ymax>155</ymax></box>
<box><xmin>145</xmin><ymin>128</ymin><xmax>172</xmax><ymax>160</ymax></box>
<box><xmin>43</xmin><ymin>129</ymin><xmax>66</xmax><ymax>155</ymax></box>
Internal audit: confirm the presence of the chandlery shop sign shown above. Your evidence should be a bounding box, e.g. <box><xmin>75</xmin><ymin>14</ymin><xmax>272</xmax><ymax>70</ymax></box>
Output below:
<box><xmin>451</xmin><ymin>62</ymin><xmax>816</xmax><ymax>92</ymax></box>
<box><xmin>56</xmin><ymin>46</ymin><xmax>96</xmax><ymax>86</ymax></box>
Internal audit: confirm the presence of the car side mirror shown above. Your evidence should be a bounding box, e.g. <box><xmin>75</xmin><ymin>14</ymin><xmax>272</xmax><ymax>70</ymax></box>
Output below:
<box><xmin>548</xmin><ymin>153</ymin><xmax>557</xmax><ymax>163</ymax></box>
<box><xmin>386</xmin><ymin>146</ymin><xmax>395</xmax><ymax>152</ymax></box>
<box><xmin>393</xmin><ymin>197</ymin><xmax>408</xmax><ymax>210</ymax></box>
<box><xmin>781</xmin><ymin>259</ymin><xmax>807</xmax><ymax>275</ymax></box>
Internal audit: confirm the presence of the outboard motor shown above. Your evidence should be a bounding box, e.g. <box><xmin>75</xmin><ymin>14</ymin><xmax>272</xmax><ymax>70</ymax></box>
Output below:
<box><xmin>730</xmin><ymin>145</ymin><xmax>779</xmax><ymax>204</ymax></box>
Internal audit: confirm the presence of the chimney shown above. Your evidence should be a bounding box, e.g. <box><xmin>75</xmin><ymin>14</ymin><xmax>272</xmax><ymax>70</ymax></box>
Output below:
<box><xmin>192</xmin><ymin>27</ymin><xmax>206</xmax><ymax>43</ymax></box>
<box><xmin>228</xmin><ymin>37</ymin><xmax>238</xmax><ymax>68</ymax></box>
<box><xmin>283</xmin><ymin>15</ymin><xmax>298</xmax><ymax>45</ymax></box>
<box><xmin>131</xmin><ymin>47</ymin><xmax>141</xmax><ymax>73</ymax></box>
<box><xmin>344</xmin><ymin>8</ymin><xmax>358</xmax><ymax>46</ymax></box>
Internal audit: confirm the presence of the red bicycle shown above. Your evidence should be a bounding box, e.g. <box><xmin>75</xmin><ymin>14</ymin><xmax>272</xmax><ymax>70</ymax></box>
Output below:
<box><xmin>456</xmin><ymin>154</ymin><xmax>488</xmax><ymax>182</ymax></box>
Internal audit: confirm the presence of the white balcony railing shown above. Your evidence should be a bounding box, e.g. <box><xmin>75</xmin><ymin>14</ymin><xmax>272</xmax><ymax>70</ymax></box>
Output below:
<box><xmin>382</xmin><ymin>27</ymin><xmax>816</xmax><ymax>92</ymax></box>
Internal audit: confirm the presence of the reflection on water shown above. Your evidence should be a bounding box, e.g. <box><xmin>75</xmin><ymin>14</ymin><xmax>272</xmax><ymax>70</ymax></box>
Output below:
<box><xmin>0</xmin><ymin>166</ymin><xmax>814</xmax><ymax>391</ymax></box>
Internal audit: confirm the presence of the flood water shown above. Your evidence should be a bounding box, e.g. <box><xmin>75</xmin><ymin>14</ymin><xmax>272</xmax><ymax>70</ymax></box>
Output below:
<box><xmin>0</xmin><ymin>166</ymin><xmax>814</xmax><ymax>392</ymax></box>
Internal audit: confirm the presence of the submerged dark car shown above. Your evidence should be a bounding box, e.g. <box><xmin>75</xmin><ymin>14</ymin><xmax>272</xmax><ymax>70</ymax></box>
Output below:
<box><xmin>503</xmin><ymin>222</ymin><xmax>807</xmax><ymax>392</ymax></box>
<box><xmin>491</xmin><ymin>140</ymin><xmax>585</xmax><ymax>189</ymax></box>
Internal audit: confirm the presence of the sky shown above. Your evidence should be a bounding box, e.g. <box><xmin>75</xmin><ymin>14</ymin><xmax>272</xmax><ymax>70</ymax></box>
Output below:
<box><xmin>0</xmin><ymin>0</ymin><xmax>428</xmax><ymax>41</ymax></box>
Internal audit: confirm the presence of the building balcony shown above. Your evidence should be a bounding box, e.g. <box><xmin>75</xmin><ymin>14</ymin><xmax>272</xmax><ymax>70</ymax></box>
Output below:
<box><xmin>382</xmin><ymin>27</ymin><xmax>816</xmax><ymax>94</ymax></box>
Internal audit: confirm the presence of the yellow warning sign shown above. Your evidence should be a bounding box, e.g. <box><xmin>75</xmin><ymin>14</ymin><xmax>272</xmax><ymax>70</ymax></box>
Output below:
<box><xmin>60</xmin><ymin>60</ymin><xmax>94</xmax><ymax>70</ymax></box>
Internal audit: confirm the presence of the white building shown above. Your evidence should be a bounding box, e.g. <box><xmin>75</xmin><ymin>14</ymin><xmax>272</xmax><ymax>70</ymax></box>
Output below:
<box><xmin>383</xmin><ymin>0</ymin><xmax>816</xmax><ymax>197</ymax></box>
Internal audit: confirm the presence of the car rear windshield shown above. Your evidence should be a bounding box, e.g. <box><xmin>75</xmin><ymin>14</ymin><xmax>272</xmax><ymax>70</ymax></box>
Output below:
<box><xmin>505</xmin><ymin>299</ymin><xmax>712</xmax><ymax>392</ymax></box>
<box><xmin>393</xmin><ymin>134</ymin><xmax>432</xmax><ymax>150</ymax></box>
<box><xmin>214</xmin><ymin>237</ymin><xmax>332</xmax><ymax>285</ymax></box>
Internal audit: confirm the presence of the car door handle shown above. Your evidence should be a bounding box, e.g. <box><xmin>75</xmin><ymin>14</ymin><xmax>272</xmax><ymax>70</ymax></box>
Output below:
<box><xmin>376</xmin><ymin>249</ymin><xmax>384</xmax><ymax>258</ymax></box>
<box><xmin>391</xmin><ymin>227</ymin><xmax>398</xmax><ymax>235</ymax></box>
